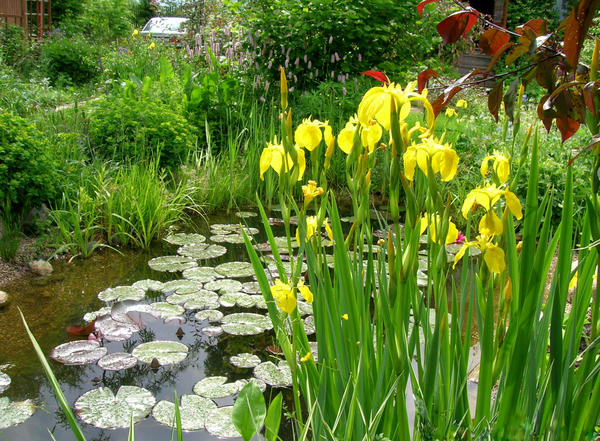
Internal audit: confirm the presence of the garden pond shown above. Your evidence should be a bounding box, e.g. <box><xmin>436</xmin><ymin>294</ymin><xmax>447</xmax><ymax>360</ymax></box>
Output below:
<box><xmin>0</xmin><ymin>210</ymin><xmax>480</xmax><ymax>440</ymax></box>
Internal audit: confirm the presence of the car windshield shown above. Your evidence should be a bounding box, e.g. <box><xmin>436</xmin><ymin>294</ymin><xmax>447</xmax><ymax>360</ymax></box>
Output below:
<box><xmin>142</xmin><ymin>17</ymin><xmax>188</xmax><ymax>33</ymax></box>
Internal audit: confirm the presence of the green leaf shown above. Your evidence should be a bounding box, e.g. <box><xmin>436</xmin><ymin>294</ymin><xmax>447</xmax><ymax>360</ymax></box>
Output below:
<box><xmin>232</xmin><ymin>382</ymin><xmax>266</xmax><ymax>441</ymax></box>
<box><xmin>264</xmin><ymin>393</ymin><xmax>283</xmax><ymax>441</ymax></box>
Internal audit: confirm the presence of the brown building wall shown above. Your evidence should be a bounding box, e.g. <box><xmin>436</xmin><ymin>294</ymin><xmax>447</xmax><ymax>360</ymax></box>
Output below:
<box><xmin>0</xmin><ymin>0</ymin><xmax>26</xmax><ymax>26</ymax></box>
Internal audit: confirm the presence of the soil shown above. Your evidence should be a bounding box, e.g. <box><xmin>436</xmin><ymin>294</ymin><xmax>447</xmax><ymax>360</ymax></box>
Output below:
<box><xmin>0</xmin><ymin>236</ymin><xmax>56</xmax><ymax>288</ymax></box>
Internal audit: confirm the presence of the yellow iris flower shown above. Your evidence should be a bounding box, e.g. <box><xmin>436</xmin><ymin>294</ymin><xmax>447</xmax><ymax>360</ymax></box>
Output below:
<box><xmin>461</xmin><ymin>184</ymin><xmax>522</xmax><ymax>236</ymax></box>
<box><xmin>419</xmin><ymin>212</ymin><xmax>459</xmax><ymax>245</ymax></box>
<box><xmin>296</xmin><ymin>279</ymin><xmax>314</xmax><ymax>304</ymax></box>
<box><xmin>357</xmin><ymin>82</ymin><xmax>434</xmax><ymax>131</ymax></box>
<box><xmin>148</xmin><ymin>42</ymin><xmax>156</xmax><ymax>49</ymax></box>
<box><xmin>300</xmin><ymin>351</ymin><xmax>312</xmax><ymax>362</ymax></box>
<box><xmin>337</xmin><ymin>115</ymin><xmax>382</xmax><ymax>154</ymax></box>
<box><xmin>271</xmin><ymin>279</ymin><xmax>296</xmax><ymax>314</ymax></box>
<box><xmin>453</xmin><ymin>234</ymin><xmax>506</xmax><ymax>274</ymax></box>
<box><xmin>445</xmin><ymin>107</ymin><xmax>458</xmax><ymax>117</ymax></box>
<box><xmin>302</xmin><ymin>180</ymin><xmax>324</xmax><ymax>207</ymax></box>
<box><xmin>456</xmin><ymin>99</ymin><xmax>468</xmax><ymax>109</ymax></box>
<box><xmin>259</xmin><ymin>138</ymin><xmax>306</xmax><ymax>181</ymax></box>
<box><xmin>481</xmin><ymin>150</ymin><xmax>510</xmax><ymax>183</ymax></box>
<box><xmin>132</xmin><ymin>29</ymin><xmax>139</xmax><ymax>37</ymax></box>
<box><xmin>403</xmin><ymin>135</ymin><xmax>459</xmax><ymax>182</ymax></box>
<box><xmin>296</xmin><ymin>216</ymin><xmax>333</xmax><ymax>244</ymax></box>
<box><xmin>294</xmin><ymin>118</ymin><xmax>332</xmax><ymax>151</ymax></box>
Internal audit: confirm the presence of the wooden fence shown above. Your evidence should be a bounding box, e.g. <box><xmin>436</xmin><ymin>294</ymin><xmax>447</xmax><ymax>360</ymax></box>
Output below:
<box><xmin>0</xmin><ymin>0</ymin><xmax>51</xmax><ymax>38</ymax></box>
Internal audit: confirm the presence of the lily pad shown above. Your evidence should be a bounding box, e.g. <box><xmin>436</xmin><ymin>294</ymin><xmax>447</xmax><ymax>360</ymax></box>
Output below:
<box><xmin>235</xmin><ymin>211</ymin><xmax>258</xmax><ymax>218</ymax></box>
<box><xmin>221</xmin><ymin>313</ymin><xmax>273</xmax><ymax>336</ymax></box>
<box><xmin>230</xmin><ymin>353</ymin><xmax>261</xmax><ymax>369</ymax></box>
<box><xmin>0</xmin><ymin>397</ymin><xmax>34</xmax><ymax>429</ymax></box>
<box><xmin>149</xmin><ymin>302</ymin><xmax>185</xmax><ymax>319</ymax></box>
<box><xmin>131</xmin><ymin>279</ymin><xmax>165</xmax><ymax>292</ymax></box>
<box><xmin>205</xmin><ymin>406</ymin><xmax>242</xmax><ymax>438</ymax></box>
<box><xmin>97</xmin><ymin>353</ymin><xmax>137</xmax><ymax>371</ymax></box>
<box><xmin>132</xmin><ymin>341</ymin><xmax>188</xmax><ymax>365</ymax></box>
<box><xmin>253</xmin><ymin>360</ymin><xmax>292</xmax><ymax>387</ymax></box>
<box><xmin>74</xmin><ymin>386</ymin><xmax>155</xmax><ymax>429</ymax></box>
<box><xmin>194</xmin><ymin>309</ymin><xmax>223</xmax><ymax>322</ymax></box>
<box><xmin>220</xmin><ymin>292</ymin><xmax>263</xmax><ymax>309</ymax></box>
<box><xmin>304</xmin><ymin>315</ymin><xmax>315</xmax><ymax>335</ymax></box>
<box><xmin>210</xmin><ymin>224</ymin><xmax>259</xmax><ymax>235</ymax></box>
<box><xmin>95</xmin><ymin>315</ymin><xmax>141</xmax><ymax>341</ymax></box>
<box><xmin>0</xmin><ymin>372</ymin><xmax>10</xmax><ymax>394</ymax></box>
<box><xmin>215</xmin><ymin>261</ymin><xmax>255</xmax><ymax>278</ymax></box>
<box><xmin>152</xmin><ymin>394</ymin><xmax>217</xmax><ymax>431</ymax></box>
<box><xmin>297</xmin><ymin>301</ymin><xmax>313</xmax><ymax>317</ymax></box>
<box><xmin>166</xmin><ymin>290</ymin><xmax>219</xmax><ymax>310</ymax></box>
<box><xmin>210</xmin><ymin>233</ymin><xmax>247</xmax><ymax>244</ymax></box>
<box><xmin>183</xmin><ymin>266</ymin><xmax>222</xmax><ymax>282</ymax></box>
<box><xmin>83</xmin><ymin>306</ymin><xmax>111</xmax><ymax>323</ymax></box>
<box><xmin>165</xmin><ymin>232</ymin><xmax>206</xmax><ymax>245</ymax></box>
<box><xmin>98</xmin><ymin>286</ymin><xmax>145</xmax><ymax>303</ymax></box>
<box><xmin>202</xmin><ymin>326</ymin><xmax>224</xmax><ymax>337</ymax></box>
<box><xmin>111</xmin><ymin>301</ymin><xmax>159</xmax><ymax>324</ymax></box>
<box><xmin>50</xmin><ymin>340</ymin><xmax>108</xmax><ymax>366</ymax></box>
<box><xmin>242</xmin><ymin>281</ymin><xmax>261</xmax><ymax>294</ymax></box>
<box><xmin>193</xmin><ymin>376</ymin><xmax>246</xmax><ymax>399</ymax></box>
<box><xmin>178</xmin><ymin>243</ymin><xmax>227</xmax><ymax>260</ymax></box>
<box><xmin>148</xmin><ymin>256</ymin><xmax>197</xmax><ymax>272</ymax></box>
<box><xmin>204</xmin><ymin>278</ymin><xmax>243</xmax><ymax>294</ymax></box>
<box><xmin>162</xmin><ymin>279</ymin><xmax>203</xmax><ymax>293</ymax></box>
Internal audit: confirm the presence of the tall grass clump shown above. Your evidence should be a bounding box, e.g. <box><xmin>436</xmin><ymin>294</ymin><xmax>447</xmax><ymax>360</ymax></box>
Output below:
<box><xmin>244</xmin><ymin>61</ymin><xmax>600</xmax><ymax>440</ymax></box>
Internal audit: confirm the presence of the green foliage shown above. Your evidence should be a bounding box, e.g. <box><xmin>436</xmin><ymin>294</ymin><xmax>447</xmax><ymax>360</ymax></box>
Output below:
<box><xmin>38</xmin><ymin>36</ymin><xmax>100</xmax><ymax>86</ymax></box>
<box><xmin>237</xmin><ymin>0</ymin><xmax>444</xmax><ymax>87</ymax></box>
<box><xmin>506</xmin><ymin>0</ymin><xmax>559</xmax><ymax>31</ymax></box>
<box><xmin>59</xmin><ymin>0</ymin><xmax>134</xmax><ymax>42</ymax></box>
<box><xmin>88</xmin><ymin>97</ymin><xmax>195</xmax><ymax>169</ymax></box>
<box><xmin>0</xmin><ymin>24</ymin><xmax>27</xmax><ymax>66</ymax></box>
<box><xmin>51</xmin><ymin>0</ymin><xmax>85</xmax><ymax>25</ymax></box>
<box><xmin>132</xmin><ymin>0</ymin><xmax>158</xmax><ymax>27</ymax></box>
<box><xmin>0</xmin><ymin>112</ymin><xmax>59</xmax><ymax>213</ymax></box>
<box><xmin>0</xmin><ymin>211</ymin><xmax>22</xmax><ymax>262</ymax></box>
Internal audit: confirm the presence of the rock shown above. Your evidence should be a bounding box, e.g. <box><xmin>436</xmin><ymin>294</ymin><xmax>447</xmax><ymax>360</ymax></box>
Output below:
<box><xmin>0</xmin><ymin>291</ymin><xmax>9</xmax><ymax>308</ymax></box>
<box><xmin>29</xmin><ymin>260</ymin><xmax>53</xmax><ymax>276</ymax></box>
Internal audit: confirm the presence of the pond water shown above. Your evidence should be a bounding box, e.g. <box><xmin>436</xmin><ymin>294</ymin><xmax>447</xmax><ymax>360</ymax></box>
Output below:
<box><xmin>0</xmin><ymin>211</ymin><xmax>296</xmax><ymax>441</ymax></box>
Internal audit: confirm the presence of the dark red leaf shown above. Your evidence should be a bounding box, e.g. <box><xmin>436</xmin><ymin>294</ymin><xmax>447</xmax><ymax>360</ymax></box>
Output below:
<box><xmin>556</xmin><ymin>115</ymin><xmax>581</xmax><ymax>143</ymax></box>
<box><xmin>537</xmin><ymin>95</ymin><xmax>554</xmax><ymax>132</ymax></box>
<box><xmin>418</xmin><ymin>68</ymin><xmax>437</xmax><ymax>93</ymax></box>
<box><xmin>484</xmin><ymin>42</ymin><xmax>515</xmax><ymax>73</ymax></box>
<box><xmin>523</xmin><ymin>18</ymin><xmax>547</xmax><ymax>36</ymax></box>
<box><xmin>488</xmin><ymin>80</ymin><xmax>504</xmax><ymax>123</ymax></box>
<box><xmin>584</xmin><ymin>81</ymin><xmax>599</xmax><ymax>116</ymax></box>
<box><xmin>417</xmin><ymin>0</ymin><xmax>440</xmax><ymax>16</ymax></box>
<box><xmin>436</xmin><ymin>9</ymin><xmax>480</xmax><ymax>45</ymax></box>
<box><xmin>360</xmin><ymin>70</ymin><xmax>389</xmax><ymax>84</ymax></box>
<box><xmin>564</xmin><ymin>0</ymin><xmax>600</xmax><ymax>71</ymax></box>
<box><xmin>431</xmin><ymin>70</ymin><xmax>480</xmax><ymax>116</ymax></box>
<box><xmin>66</xmin><ymin>320</ymin><xmax>96</xmax><ymax>336</ymax></box>
<box><xmin>479</xmin><ymin>28</ymin><xmax>511</xmax><ymax>56</ymax></box>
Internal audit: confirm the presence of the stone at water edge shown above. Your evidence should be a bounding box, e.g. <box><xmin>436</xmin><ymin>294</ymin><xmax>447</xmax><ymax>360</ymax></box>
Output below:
<box><xmin>0</xmin><ymin>291</ymin><xmax>9</xmax><ymax>308</ymax></box>
<box><xmin>28</xmin><ymin>260</ymin><xmax>53</xmax><ymax>276</ymax></box>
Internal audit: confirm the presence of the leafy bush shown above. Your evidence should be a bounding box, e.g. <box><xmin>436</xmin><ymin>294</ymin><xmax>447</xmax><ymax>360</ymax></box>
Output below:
<box><xmin>88</xmin><ymin>97</ymin><xmax>196</xmax><ymax>169</ymax></box>
<box><xmin>0</xmin><ymin>112</ymin><xmax>59</xmax><ymax>213</ymax></box>
<box><xmin>38</xmin><ymin>36</ymin><xmax>100</xmax><ymax>86</ymax></box>
<box><xmin>57</xmin><ymin>0</ymin><xmax>134</xmax><ymax>42</ymax></box>
<box><xmin>0</xmin><ymin>24</ymin><xmax>27</xmax><ymax>66</ymax></box>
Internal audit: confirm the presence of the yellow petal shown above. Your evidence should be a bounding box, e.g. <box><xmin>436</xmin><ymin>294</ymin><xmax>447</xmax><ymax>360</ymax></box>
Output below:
<box><xmin>504</xmin><ymin>191</ymin><xmax>522</xmax><ymax>219</ymax></box>
<box><xmin>438</xmin><ymin>149</ymin><xmax>459</xmax><ymax>181</ymax></box>
<box><xmin>453</xmin><ymin>242</ymin><xmax>472</xmax><ymax>269</ymax></box>
<box><xmin>462</xmin><ymin>191</ymin><xmax>477</xmax><ymax>218</ymax></box>
<box><xmin>484</xmin><ymin>245</ymin><xmax>505</xmax><ymax>273</ymax></box>
<box><xmin>259</xmin><ymin>148</ymin><xmax>272</xmax><ymax>180</ymax></box>
<box><xmin>403</xmin><ymin>149</ymin><xmax>417</xmax><ymax>181</ymax></box>
<box><xmin>300</xmin><ymin>351</ymin><xmax>312</xmax><ymax>362</ymax></box>
<box><xmin>420</xmin><ymin>215</ymin><xmax>428</xmax><ymax>235</ymax></box>
<box><xmin>295</xmin><ymin>124</ymin><xmax>322</xmax><ymax>151</ymax></box>
<box><xmin>446</xmin><ymin>219</ymin><xmax>459</xmax><ymax>244</ymax></box>
<box><xmin>479</xmin><ymin>211</ymin><xmax>503</xmax><ymax>236</ymax></box>
<box><xmin>324</xmin><ymin>219</ymin><xmax>333</xmax><ymax>242</ymax></box>
<box><xmin>494</xmin><ymin>157</ymin><xmax>510</xmax><ymax>183</ymax></box>
<box><xmin>456</xmin><ymin>99</ymin><xmax>468</xmax><ymax>108</ymax></box>
<box><xmin>338</xmin><ymin>126</ymin><xmax>356</xmax><ymax>154</ymax></box>
<box><xmin>480</xmin><ymin>155</ymin><xmax>492</xmax><ymax>178</ymax></box>
<box><xmin>296</xmin><ymin>148</ymin><xmax>306</xmax><ymax>181</ymax></box>
<box><xmin>297</xmin><ymin>282</ymin><xmax>314</xmax><ymax>304</ymax></box>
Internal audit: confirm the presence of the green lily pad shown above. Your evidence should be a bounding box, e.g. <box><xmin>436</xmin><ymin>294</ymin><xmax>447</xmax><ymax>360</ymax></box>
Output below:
<box><xmin>272</xmin><ymin>236</ymin><xmax>298</xmax><ymax>249</ymax></box>
<box><xmin>132</xmin><ymin>341</ymin><xmax>188</xmax><ymax>365</ymax></box>
<box><xmin>165</xmin><ymin>232</ymin><xmax>206</xmax><ymax>245</ymax></box>
<box><xmin>148</xmin><ymin>256</ymin><xmax>197</xmax><ymax>272</ymax></box>
<box><xmin>445</xmin><ymin>243</ymin><xmax>463</xmax><ymax>254</ymax></box>
<box><xmin>242</xmin><ymin>281</ymin><xmax>261</xmax><ymax>294</ymax></box>
<box><xmin>210</xmin><ymin>234</ymin><xmax>247</xmax><ymax>244</ymax></box>
<box><xmin>110</xmin><ymin>300</ymin><xmax>159</xmax><ymax>323</ymax></box>
<box><xmin>98</xmin><ymin>286</ymin><xmax>145</xmax><ymax>303</ymax></box>
<box><xmin>194</xmin><ymin>309</ymin><xmax>223</xmax><ymax>322</ymax></box>
<box><xmin>162</xmin><ymin>279</ymin><xmax>203</xmax><ymax>293</ymax></box>
<box><xmin>253</xmin><ymin>360</ymin><xmax>292</xmax><ymax>387</ymax></box>
<box><xmin>0</xmin><ymin>397</ymin><xmax>34</xmax><ymax>429</ymax></box>
<box><xmin>0</xmin><ymin>372</ymin><xmax>10</xmax><ymax>394</ymax></box>
<box><xmin>150</xmin><ymin>302</ymin><xmax>185</xmax><ymax>319</ymax></box>
<box><xmin>183</xmin><ymin>266</ymin><xmax>223</xmax><ymax>282</ymax></box>
<box><xmin>95</xmin><ymin>315</ymin><xmax>141</xmax><ymax>341</ymax></box>
<box><xmin>266</xmin><ymin>260</ymin><xmax>307</xmax><ymax>277</ymax></box>
<box><xmin>152</xmin><ymin>394</ymin><xmax>217</xmax><ymax>431</ymax></box>
<box><xmin>340</xmin><ymin>216</ymin><xmax>354</xmax><ymax>223</ymax></box>
<box><xmin>215</xmin><ymin>261</ymin><xmax>255</xmax><ymax>278</ymax></box>
<box><xmin>178</xmin><ymin>243</ymin><xmax>227</xmax><ymax>259</ymax></box>
<box><xmin>83</xmin><ymin>306</ymin><xmax>111</xmax><ymax>323</ymax></box>
<box><xmin>229</xmin><ymin>353</ymin><xmax>261</xmax><ymax>369</ymax></box>
<box><xmin>205</xmin><ymin>406</ymin><xmax>242</xmax><ymax>438</ymax></box>
<box><xmin>74</xmin><ymin>386</ymin><xmax>156</xmax><ymax>429</ymax></box>
<box><xmin>235</xmin><ymin>211</ymin><xmax>258</xmax><ymax>218</ymax></box>
<box><xmin>167</xmin><ymin>290</ymin><xmax>219</xmax><ymax>310</ymax></box>
<box><xmin>221</xmin><ymin>313</ymin><xmax>273</xmax><ymax>336</ymax></box>
<box><xmin>97</xmin><ymin>353</ymin><xmax>137</xmax><ymax>371</ymax></box>
<box><xmin>131</xmin><ymin>279</ymin><xmax>165</xmax><ymax>292</ymax></box>
<box><xmin>50</xmin><ymin>340</ymin><xmax>108</xmax><ymax>366</ymax></box>
<box><xmin>220</xmin><ymin>292</ymin><xmax>264</xmax><ymax>309</ymax></box>
<box><xmin>297</xmin><ymin>301</ymin><xmax>313</xmax><ymax>317</ymax></box>
<box><xmin>202</xmin><ymin>326</ymin><xmax>224</xmax><ymax>336</ymax></box>
<box><xmin>204</xmin><ymin>278</ymin><xmax>243</xmax><ymax>294</ymax></box>
<box><xmin>210</xmin><ymin>224</ymin><xmax>259</xmax><ymax>235</ymax></box>
<box><xmin>193</xmin><ymin>376</ymin><xmax>246</xmax><ymax>399</ymax></box>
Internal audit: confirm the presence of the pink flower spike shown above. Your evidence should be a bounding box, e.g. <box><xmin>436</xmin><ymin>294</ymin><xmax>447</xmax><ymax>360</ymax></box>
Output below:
<box><xmin>454</xmin><ymin>231</ymin><xmax>466</xmax><ymax>244</ymax></box>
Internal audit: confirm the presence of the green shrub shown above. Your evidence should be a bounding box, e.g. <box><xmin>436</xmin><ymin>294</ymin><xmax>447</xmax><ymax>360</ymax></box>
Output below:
<box><xmin>88</xmin><ymin>97</ymin><xmax>196</xmax><ymax>169</ymax></box>
<box><xmin>39</xmin><ymin>36</ymin><xmax>100</xmax><ymax>86</ymax></box>
<box><xmin>0</xmin><ymin>112</ymin><xmax>59</xmax><ymax>213</ymax></box>
<box><xmin>0</xmin><ymin>24</ymin><xmax>27</xmax><ymax>66</ymax></box>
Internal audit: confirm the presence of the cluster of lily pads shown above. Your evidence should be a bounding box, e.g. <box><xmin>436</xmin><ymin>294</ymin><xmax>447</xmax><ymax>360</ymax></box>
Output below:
<box><xmin>0</xmin><ymin>365</ymin><xmax>35</xmax><ymax>430</ymax></box>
